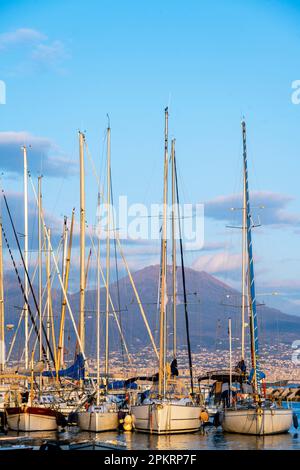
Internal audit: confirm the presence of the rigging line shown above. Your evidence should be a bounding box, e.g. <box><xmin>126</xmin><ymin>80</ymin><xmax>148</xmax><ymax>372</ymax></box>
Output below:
<box><xmin>8</xmin><ymin>236</ymin><xmax>63</xmax><ymax>363</ymax></box>
<box><xmin>1</xmin><ymin>191</ymin><xmax>56</xmax><ymax>368</ymax></box>
<box><xmin>1</xmin><ymin>217</ymin><xmax>53</xmax><ymax>372</ymax></box>
<box><xmin>6</xmin><ymin>240</ymin><xmax>42</xmax><ymax>362</ymax></box>
<box><xmin>99</xmin><ymin>128</ymin><xmax>108</xmax><ymax>201</ymax></box>
<box><xmin>110</xmin><ymin>171</ymin><xmax>125</xmax><ymax>372</ymax></box>
<box><xmin>116</xmin><ymin>236</ymin><xmax>159</xmax><ymax>360</ymax></box>
<box><xmin>87</xmin><ymin>228</ymin><xmax>132</xmax><ymax>364</ymax></box>
<box><xmin>21</xmin><ymin>238</ymin><xmax>63</xmax><ymax>362</ymax></box>
<box><xmin>83</xmin><ymin>138</ymin><xmax>103</xmax><ymax>196</ymax></box>
<box><xmin>27</xmin><ymin>173</ymin><xmax>92</xmax><ymax>384</ymax></box>
<box><xmin>174</xmin><ymin>154</ymin><xmax>194</xmax><ymax>396</ymax></box>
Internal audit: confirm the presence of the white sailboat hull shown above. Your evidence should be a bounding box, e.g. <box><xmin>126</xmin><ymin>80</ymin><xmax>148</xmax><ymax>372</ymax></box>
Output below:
<box><xmin>78</xmin><ymin>410</ymin><xmax>119</xmax><ymax>432</ymax></box>
<box><xmin>220</xmin><ymin>407</ymin><xmax>293</xmax><ymax>435</ymax></box>
<box><xmin>6</xmin><ymin>406</ymin><xmax>58</xmax><ymax>431</ymax></box>
<box><xmin>131</xmin><ymin>402</ymin><xmax>202</xmax><ymax>434</ymax></box>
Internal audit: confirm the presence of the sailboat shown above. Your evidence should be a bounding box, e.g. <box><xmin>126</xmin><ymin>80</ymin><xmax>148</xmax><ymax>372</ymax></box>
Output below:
<box><xmin>6</xmin><ymin>354</ymin><xmax>64</xmax><ymax>432</ymax></box>
<box><xmin>131</xmin><ymin>108</ymin><xmax>203</xmax><ymax>434</ymax></box>
<box><xmin>77</xmin><ymin>128</ymin><xmax>118</xmax><ymax>432</ymax></box>
<box><xmin>219</xmin><ymin>120</ymin><xmax>293</xmax><ymax>436</ymax></box>
<box><xmin>2</xmin><ymin>158</ymin><xmax>66</xmax><ymax>432</ymax></box>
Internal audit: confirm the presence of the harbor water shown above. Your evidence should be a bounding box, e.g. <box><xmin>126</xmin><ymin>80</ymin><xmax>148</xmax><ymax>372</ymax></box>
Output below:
<box><xmin>1</xmin><ymin>403</ymin><xmax>299</xmax><ymax>450</ymax></box>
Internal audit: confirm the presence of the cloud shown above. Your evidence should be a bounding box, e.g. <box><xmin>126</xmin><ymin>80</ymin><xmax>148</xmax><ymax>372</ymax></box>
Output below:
<box><xmin>192</xmin><ymin>252</ymin><xmax>241</xmax><ymax>275</ymax></box>
<box><xmin>259</xmin><ymin>278</ymin><xmax>300</xmax><ymax>293</ymax></box>
<box><xmin>0</xmin><ymin>190</ymin><xmax>65</xmax><ymax>244</ymax></box>
<box><xmin>0</xmin><ymin>28</ymin><xmax>46</xmax><ymax>50</ymax></box>
<box><xmin>0</xmin><ymin>131</ymin><xmax>76</xmax><ymax>177</ymax></box>
<box><xmin>31</xmin><ymin>40</ymin><xmax>69</xmax><ymax>70</ymax></box>
<box><xmin>0</xmin><ymin>28</ymin><xmax>70</xmax><ymax>73</ymax></box>
<box><xmin>204</xmin><ymin>191</ymin><xmax>300</xmax><ymax>227</ymax></box>
<box><xmin>201</xmin><ymin>241</ymin><xmax>227</xmax><ymax>252</ymax></box>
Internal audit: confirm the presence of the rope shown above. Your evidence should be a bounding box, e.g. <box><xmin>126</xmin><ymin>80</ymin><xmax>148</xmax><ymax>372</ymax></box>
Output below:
<box><xmin>1</xmin><ymin>218</ymin><xmax>53</xmax><ymax>373</ymax></box>
<box><xmin>174</xmin><ymin>155</ymin><xmax>194</xmax><ymax>395</ymax></box>
<box><xmin>110</xmin><ymin>174</ymin><xmax>125</xmax><ymax>374</ymax></box>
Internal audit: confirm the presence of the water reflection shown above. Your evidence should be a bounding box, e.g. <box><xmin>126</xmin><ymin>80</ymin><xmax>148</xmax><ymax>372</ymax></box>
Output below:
<box><xmin>1</xmin><ymin>406</ymin><xmax>300</xmax><ymax>450</ymax></box>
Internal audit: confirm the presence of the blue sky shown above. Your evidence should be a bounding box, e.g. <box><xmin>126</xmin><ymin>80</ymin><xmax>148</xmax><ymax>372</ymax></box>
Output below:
<box><xmin>1</xmin><ymin>0</ymin><xmax>300</xmax><ymax>316</ymax></box>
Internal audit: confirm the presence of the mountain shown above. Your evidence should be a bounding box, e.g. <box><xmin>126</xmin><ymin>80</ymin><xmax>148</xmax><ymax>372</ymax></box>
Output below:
<box><xmin>4</xmin><ymin>265</ymin><xmax>300</xmax><ymax>359</ymax></box>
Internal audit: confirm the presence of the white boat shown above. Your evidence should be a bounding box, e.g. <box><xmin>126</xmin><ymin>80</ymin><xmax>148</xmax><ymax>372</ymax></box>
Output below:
<box><xmin>132</xmin><ymin>109</ymin><xmax>204</xmax><ymax>435</ymax></box>
<box><xmin>220</xmin><ymin>406</ymin><xmax>293</xmax><ymax>435</ymax></box>
<box><xmin>219</xmin><ymin>121</ymin><xmax>293</xmax><ymax>436</ymax></box>
<box><xmin>131</xmin><ymin>399</ymin><xmax>201</xmax><ymax>434</ymax></box>
<box><xmin>77</xmin><ymin>402</ymin><xmax>119</xmax><ymax>432</ymax></box>
<box><xmin>5</xmin><ymin>405</ymin><xmax>60</xmax><ymax>431</ymax></box>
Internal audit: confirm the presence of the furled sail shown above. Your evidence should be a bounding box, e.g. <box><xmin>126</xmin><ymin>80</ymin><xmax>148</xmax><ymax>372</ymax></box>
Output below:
<box><xmin>42</xmin><ymin>353</ymin><xmax>85</xmax><ymax>380</ymax></box>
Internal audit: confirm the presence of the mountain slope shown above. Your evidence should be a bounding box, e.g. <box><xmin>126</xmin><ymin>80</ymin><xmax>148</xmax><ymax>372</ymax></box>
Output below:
<box><xmin>4</xmin><ymin>265</ymin><xmax>300</xmax><ymax>359</ymax></box>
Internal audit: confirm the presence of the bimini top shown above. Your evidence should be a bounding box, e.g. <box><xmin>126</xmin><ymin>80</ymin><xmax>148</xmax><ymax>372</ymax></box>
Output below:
<box><xmin>198</xmin><ymin>369</ymin><xmax>245</xmax><ymax>383</ymax></box>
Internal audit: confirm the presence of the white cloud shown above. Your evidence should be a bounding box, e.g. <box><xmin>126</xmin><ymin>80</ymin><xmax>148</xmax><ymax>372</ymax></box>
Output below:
<box><xmin>192</xmin><ymin>252</ymin><xmax>241</xmax><ymax>274</ymax></box>
<box><xmin>0</xmin><ymin>131</ymin><xmax>76</xmax><ymax>177</ymax></box>
<box><xmin>0</xmin><ymin>27</ymin><xmax>70</xmax><ymax>73</ymax></box>
<box><xmin>31</xmin><ymin>40</ymin><xmax>69</xmax><ymax>69</ymax></box>
<box><xmin>0</xmin><ymin>28</ymin><xmax>46</xmax><ymax>50</ymax></box>
<box><xmin>204</xmin><ymin>191</ymin><xmax>300</xmax><ymax>227</ymax></box>
<box><xmin>0</xmin><ymin>189</ymin><xmax>66</xmax><ymax>257</ymax></box>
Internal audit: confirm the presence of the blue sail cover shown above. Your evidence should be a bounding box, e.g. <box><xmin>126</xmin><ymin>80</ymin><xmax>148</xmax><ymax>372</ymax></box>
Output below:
<box><xmin>109</xmin><ymin>380</ymin><xmax>138</xmax><ymax>390</ymax></box>
<box><xmin>242</xmin><ymin>121</ymin><xmax>263</xmax><ymax>390</ymax></box>
<box><xmin>99</xmin><ymin>380</ymin><xmax>138</xmax><ymax>390</ymax></box>
<box><xmin>42</xmin><ymin>353</ymin><xmax>85</xmax><ymax>380</ymax></box>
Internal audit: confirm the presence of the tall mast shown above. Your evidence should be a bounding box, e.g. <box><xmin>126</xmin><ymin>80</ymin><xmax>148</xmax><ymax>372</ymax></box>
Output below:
<box><xmin>46</xmin><ymin>227</ymin><xmax>51</xmax><ymax>363</ymax></box>
<box><xmin>171</xmin><ymin>139</ymin><xmax>177</xmax><ymax>358</ymax></box>
<box><xmin>61</xmin><ymin>216</ymin><xmax>68</xmax><ymax>366</ymax></box>
<box><xmin>96</xmin><ymin>191</ymin><xmax>101</xmax><ymax>405</ymax></box>
<box><xmin>174</xmin><ymin>152</ymin><xmax>194</xmax><ymax>395</ymax></box>
<box><xmin>229</xmin><ymin>317</ymin><xmax>232</xmax><ymax>405</ymax></box>
<box><xmin>22</xmin><ymin>146</ymin><xmax>29</xmax><ymax>370</ymax></box>
<box><xmin>79</xmin><ymin>131</ymin><xmax>86</xmax><ymax>355</ymax></box>
<box><xmin>241</xmin><ymin>120</ymin><xmax>259</xmax><ymax>394</ymax></box>
<box><xmin>158</xmin><ymin>107</ymin><xmax>169</xmax><ymax>398</ymax></box>
<box><xmin>0</xmin><ymin>217</ymin><xmax>5</xmax><ymax>374</ymax></box>
<box><xmin>241</xmin><ymin>149</ymin><xmax>247</xmax><ymax>360</ymax></box>
<box><xmin>38</xmin><ymin>176</ymin><xmax>43</xmax><ymax>364</ymax></box>
<box><xmin>57</xmin><ymin>210</ymin><xmax>74</xmax><ymax>369</ymax></box>
<box><xmin>105</xmin><ymin>124</ymin><xmax>111</xmax><ymax>389</ymax></box>
<box><xmin>47</xmin><ymin>227</ymin><xmax>57</xmax><ymax>372</ymax></box>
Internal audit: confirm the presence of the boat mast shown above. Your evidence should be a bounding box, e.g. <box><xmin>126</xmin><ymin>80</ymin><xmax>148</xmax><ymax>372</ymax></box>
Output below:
<box><xmin>46</xmin><ymin>227</ymin><xmax>51</xmax><ymax>364</ymax></box>
<box><xmin>174</xmin><ymin>152</ymin><xmax>194</xmax><ymax>395</ymax></box>
<box><xmin>38</xmin><ymin>176</ymin><xmax>43</xmax><ymax>365</ymax></box>
<box><xmin>57</xmin><ymin>210</ymin><xmax>74</xmax><ymax>369</ymax></box>
<box><xmin>0</xmin><ymin>216</ymin><xmax>4</xmax><ymax>374</ymax></box>
<box><xmin>229</xmin><ymin>317</ymin><xmax>232</xmax><ymax>405</ymax></box>
<box><xmin>158</xmin><ymin>107</ymin><xmax>169</xmax><ymax>398</ymax></box>
<box><xmin>241</xmin><ymin>145</ymin><xmax>247</xmax><ymax>361</ymax></box>
<box><xmin>96</xmin><ymin>191</ymin><xmax>101</xmax><ymax>405</ymax></box>
<box><xmin>61</xmin><ymin>216</ymin><xmax>68</xmax><ymax>366</ymax></box>
<box><xmin>241</xmin><ymin>120</ymin><xmax>260</xmax><ymax>395</ymax></box>
<box><xmin>47</xmin><ymin>227</ymin><xmax>57</xmax><ymax>372</ymax></box>
<box><xmin>79</xmin><ymin>131</ymin><xmax>86</xmax><ymax>356</ymax></box>
<box><xmin>22</xmin><ymin>145</ymin><xmax>29</xmax><ymax>370</ymax></box>
<box><xmin>171</xmin><ymin>139</ymin><xmax>177</xmax><ymax>359</ymax></box>
<box><xmin>105</xmin><ymin>123</ymin><xmax>111</xmax><ymax>391</ymax></box>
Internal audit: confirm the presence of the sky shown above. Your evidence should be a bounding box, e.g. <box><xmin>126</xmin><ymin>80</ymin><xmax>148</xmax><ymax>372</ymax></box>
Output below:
<box><xmin>0</xmin><ymin>0</ymin><xmax>300</xmax><ymax>317</ymax></box>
